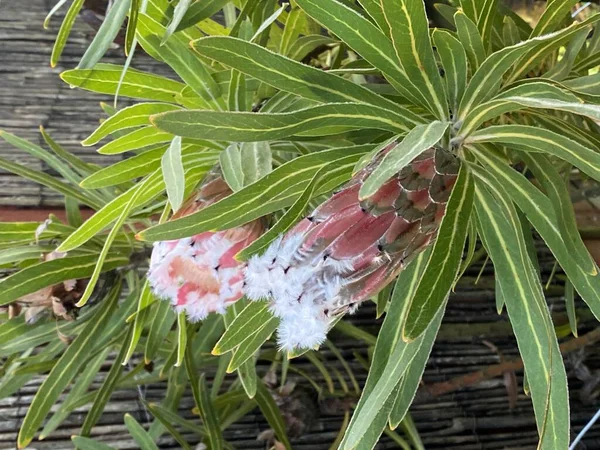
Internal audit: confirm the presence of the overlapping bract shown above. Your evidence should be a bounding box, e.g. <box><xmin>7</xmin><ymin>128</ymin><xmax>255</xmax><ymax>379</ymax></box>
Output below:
<box><xmin>148</xmin><ymin>166</ymin><xmax>263</xmax><ymax>321</ymax></box>
<box><xmin>245</xmin><ymin>144</ymin><xmax>460</xmax><ymax>350</ymax></box>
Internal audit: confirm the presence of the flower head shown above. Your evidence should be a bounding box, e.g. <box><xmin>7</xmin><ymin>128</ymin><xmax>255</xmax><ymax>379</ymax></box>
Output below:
<box><xmin>244</xmin><ymin>144</ymin><xmax>460</xmax><ymax>351</ymax></box>
<box><xmin>148</xmin><ymin>166</ymin><xmax>264</xmax><ymax>321</ymax></box>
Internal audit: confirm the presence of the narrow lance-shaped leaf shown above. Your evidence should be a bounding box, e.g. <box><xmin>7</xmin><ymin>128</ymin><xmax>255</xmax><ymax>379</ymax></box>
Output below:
<box><xmin>360</xmin><ymin>121</ymin><xmax>449</xmax><ymax>199</ymax></box>
<box><xmin>17</xmin><ymin>280</ymin><xmax>122</xmax><ymax>448</ymax></box>
<box><xmin>124</xmin><ymin>414</ymin><xmax>160</xmax><ymax>450</ymax></box>
<box><xmin>468</xmin><ymin>145</ymin><xmax>600</xmax><ymax>321</ymax></box>
<box><xmin>381</xmin><ymin>0</ymin><xmax>448</xmax><ymax>120</ymax></box>
<box><xmin>255</xmin><ymin>380</ymin><xmax>292</xmax><ymax>450</ymax></box>
<box><xmin>150</xmin><ymin>103</ymin><xmax>418</xmax><ymax>142</ymax></box>
<box><xmin>220</xmin><ymin>144</ymin><xmax>244</xmax><ymax>192</ymax></box>
<box><xmin>162</xmin><ymin>136</ymin><xmax>185</xmax><ymax>212</ymax></box>
<box><xmin>61</xmin><ymin>64</ymin><xmax>184</xmax><ymax>103</ymax></box>
<box><xmin>51</xmin><ymin>0</ymin><xmax>85</xmax><ymax>67</ymax></box>
<box><xmin>433</xmin><ymin>29</ymin><xmax>468</xmax><ymax>115</ymax></box>
<box><xmin>455</xmin><ymin>11</ymin><xmax>487</xmax><ymax>70</ymax></box>
<box><xmin>191</xmin><ymin>36</ymin><xmax>407</xmax><ymax>114</ymax></box>
<box><xmin>522</xmin><ymin>153</ymin><xmax>597</xmax><ymax>275</ymax></box>
<box><xmin>295</xmin><ymin>0</ymin><xmax>429</xmax><ymax>109</ymax></box>
<box><xmin>78</xmin><ymin>0</ymin><xmax>132</xmax><ymax>69</ymax></box>
<box><xmin>136</xmin><ymin>14</ymin><xmax>225</xmax><ymax>110</ymax></box>
<box><xmin>403</xmin><ymin>165</ymin><xmax>474</xmax><ymax>340</ymax></box>
<box><xmin>184</xmin><ymin>348</ymin><xmax>224</xmax><ymax>450</ymax></box>
<box><xmin>342</xmin><ymin>304</ymin><xmax>445</xmax><ymax>449</ymax></box>
<box><xmin>162</xmin><ymin>0</ymin><xmax>192</xmax><ymax>44</ymax></box>
<box><xmin>75</xmin><ymin>174</ymin><xmax>156</xmax><ymax>307</ymax></box>
<box><xmin>531</xmin><ymin>0</ymin><xmax>579</xmax><ymax>37</ymax></box>
<box><xmin>0</xmin><ymin>254</ymin><xmax>127</xmax><ymax>306</ymax></box>
<box><xmin>473</xmin><ymin>181</ymin><xmax>569</xmax><ymax>450</ymax></box>
<box><xmin>467</xmin><ymin>124</ymin><xmax>600</xmax><ymax>183</ymax></box>
<box><xmin>343</xmin><ymin>249</ymin><xmax>430</xmax><ymax>444</ymax></box>
<box><xmin>83</xmin><ymin>102</ymin><xmax>180</xmax><ymax>146</ymax></box>
<box><xmin>456</xmin><ymin>18</ymin><xmax>600</xmax><ymax>121</ymax></box>
<box><xmin>138</xmin><ymin>145</ymin><xmax>372</xmax><ymax>242</ymax></box>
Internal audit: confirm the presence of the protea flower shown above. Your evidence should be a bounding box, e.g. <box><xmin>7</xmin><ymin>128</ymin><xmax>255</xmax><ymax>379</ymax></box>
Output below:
<box><xmin>148</xmin><ymin>166</ymin><xmax>264</xmax><ymax>321</ymax></box>
<box><xmin>244</xmin><ymin>144</ymin><xmax>460</xmax><ymax>351</ymax></box>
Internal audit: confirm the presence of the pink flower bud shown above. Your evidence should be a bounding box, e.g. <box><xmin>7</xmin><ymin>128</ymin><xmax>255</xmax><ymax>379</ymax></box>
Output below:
<box><xmin>148</xmin><ymin>166</ymin><xmax>264</xmax><ymax>322</ymax></box>
<box><xmin>244</xmin><ymin>144</ymin><xmax>459</xmax><ymax>351</ymax></box>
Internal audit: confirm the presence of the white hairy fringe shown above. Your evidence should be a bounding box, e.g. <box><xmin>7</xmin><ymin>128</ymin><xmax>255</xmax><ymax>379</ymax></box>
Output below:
<box><xmin>243</xmin><ymin>233</ymin><xmax>349</xmax><ymax>351</ymax></box>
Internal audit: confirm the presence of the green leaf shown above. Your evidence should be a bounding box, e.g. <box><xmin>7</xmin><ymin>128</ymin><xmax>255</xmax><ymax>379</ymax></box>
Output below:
<box><xmin>0</xmin><ymin>155</ymin><xmax>102</xmax><ymax>210</ymax></box>
<box><xmin>184</xmin><ymin>348</ymin><xmax>224</xmax><ymax>450</ymax></box>
<box><xmin>360</xmin><ymin>122</ymin><xmax>449</xmax><ymax>199</ymax></box>
<box><xmin>82</xmin><ymin>146</ymin><xmax>218</xmax><ymax>188</ymax></box>
<box><xmin>39</xmin><ymin>126</ymin><xmax>99</xmax><ymax>176</ymax></box>
<box><xmin>468</xmin><ymin>146</ymin><xmax>600</xmax><ymax>321</ymax></box>
<box><xmin>380</xmin><ymin>0</ymin><xmax>448</xmax><ymax>120</ymax></box>
<box><xmin>389</xmin><ymin>315</ymin><xmax>439</xmax><ymax>428</ymax></box>
<box><xmin>151</xmin><ymin>103</ymin><xmax>419</xmax><ymax>142</ymax></box>
<box><xmin>40</xmin><ymin>348</ymin><xmax>111</xmax><ymax>439</ymax></box>
<box><xmin>124</xmin><ymin>414</ymin><xmax>159</xmax><ymax>450</ymax></box>
<box><xmin>565</xmin><ymin>280</ymin><xmax>577</xmax><ymax>337</ymax></box>
<box><xmin>280</xmin><ymin>7</ymin><xmax>307</xmax><ymax>55</ymax></box>
<box><xmin>162</xmin><ymin>0</ymin><xmax>192</xmax><ymax>44</ymax></box>
<box><xmin>83</xmin><ymin>102</ymin><xmax>180</xmax><ymax>146</ymax></box>
<box><xmin>522</xmin><ymin>153</ymin><xmax>596</xmax><ymax>275</ymax></box>
<box><xmin>17</xmin><ymin>281</ymin><xmax>122</xmax><ymax>448</ymax></box>
<box><xmin>71</xmin><ymin>436</ymin><xmax>116</xmax><ymax>450</ymax></box>
<box><xmin>0</xmin><ymin>245</ymin><xmax>53</xmax><ymax>266</ymax></box>
<box><xmin>61</xmin><ymin>64</ymin><xmax>185</xmax><ymax>103</ymax></box>
<box><xmin>403</xmin><ymin>165</ymin><xmax>474</xmax><ymax>340</ymax></box>
<box><xmin>81</xmin><ymin>325</ymin><xmax>132</xmax><ymax>436</ymax></box>
<box><xmin>255</xmin><ymin>380</ymin><xmax>292</xmax><ymax>450</ymax></box>
<box><xmin>563</xmin><ymin>72</ymin><xmax>600</xmax><ymax>98</ymax></box>
<box><xmin>220</xmin><ymin>144</ymin><xmax>244</xmax><ymax>192</ymax></box>
<box><xmin>97</xmin><ymin>126</ymin><xmax>172</xmax><ymax>155</ymax></box>
<box><xmin>51</xmin><ymin>0</ymin><xmax>85</xmax><ymax>67</ymax></box>
<box><xmin>226</xmin><ymin>316</ymin><xmax>278</xmax><ymax>372</ymax></box>
<box><xmin>138</xmin><ymin>144</ymin><xmax>372</xmax><ymax>241</ymax></box>
<box><xmin>176</xmin><ymin>0</ymin><xmax>229</xmax><ymax>31</ymax></box>
<box><xmin>192</xmin><ymin>36</ymin><xmax>411</xmax><ymax>114</ymax></box>
<box><xmin>458</xmin><ymin>81</ymin><xmax>582</xmax><ymax>136</ymax></box>
<box><xmin>61</xmin><ymin>152</ymin><xmax>210</xmax><ymax>251</ymax></box>
<box><xmin>145</xmin><ymin>300</ymin><xmax>177</xmax><ymax>363</ymax></box>
<box><xmin>213</xmin><ymin>301</ymin><xmax>273</xmax><ymax>354</ymax></box>
<box><xmin>531</xmin><ymin>0</ymin><xmax>578</xmax><ymax>37</ymax></box>
<box><xmin>175</xmin><ymin>312</ymin><xmax>187</xmax><ymax>367</ymax></box>
<box><xmin>123</xmin><ymin>282</ymin><xmax>155</xmax><ymax>364</ymax></box>
<box><xmin>455</xmin><ymin>11</ymin><xmax>487</xmax><ymax>70</ymax></box>
<box><xmin>162</xmin><ymin>136</ymin><xmax>185</xmax><ymax>212</ymax></box>
<box><xmin>342</xmin><ymin>303</ymin><xmax>445</xmax><ymax>449</ymax></box>
<box><xmin>0</xmin><ymin>130</ymin><xmax>82</xmax><ymax>186</ymax></box>
<box><xmin>508</xmin><ymin>15</ymin><xmax>600</xmax><ymax>83</ymax></box>
<box><xmin>144</xmin><ymin>402</ymin><xmax>193</xmax><ymax>450</ymax></box>
<box><xmin>502</xmin><ymin>16</ymin><xmax>521</xmax><ymax>46</ymax></box>
<box><xmin>78</xmin><ymin>0</ymin><xmax>132</xmax><ymax>69</ymax></box>
<box><xmin>467</xmin><ymin>124</ymin><xmax>600</xmax><ymax>183</ymax></box>
<box><xmin>295</xmin><ymin>0</ymin><xmax>430</xmax><ymax>109</ymax></box>
<box><xmin>75</xmin><ymin>174</ymin><xmax>156</xmax><ymax>307</ymax></box>
<box><xmin>457</xmin><ymin>17</ymin><xmax>599</xmax><ymax>121</ymax></box>
<box><xmin>544</xmin><ymin>27</ymin><xmax>588</xmax><ymax>81</ymax></box>
<box><xmin>287</xmin><ymin>35</ymin><xmax>339</xmax><ymax>61</ymax></box>
<box><xmin>137</xmin><ymin>14</ymin><xmax>225</xmax><ymax>110</ymax></box>
<box><xmin>432</xmin><ymin>29</ymin><xmax>468</xmax><ymax>115</ymax></box>
<box><xmin>236</xmin><ymin>155</ymin><xmax>353</xmax><ymax>260</ymax></box>
<box><xmin>0</xmin><ymin>254</ymin><xmax>126</xmax><ymax>306</ymax></box>
<box><xmin>371</xmin><ymin>251</ymin><xmax>429</xmax><ymax>387</ymax></box>
<box><xmin>473</xmin><ymin>181</ymin><xmax>568</xmax><ymax>450</ymax></box>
